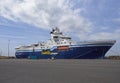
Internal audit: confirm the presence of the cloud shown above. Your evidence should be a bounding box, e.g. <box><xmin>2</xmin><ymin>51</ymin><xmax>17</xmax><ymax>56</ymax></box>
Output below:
<box><xmin>88</xmin><ymin>29</ymin><xmax>120</xmax><ymax>40</ymax></box>
<box><xmin>0</xmin><ymin>0</ymin><xmax>120</xmax><ymax>41</ymax></box>
<box><xmin>0</xmin><ymin>0</ymin><xmax>93</xmax><ymax>33</ymax></box>
<box><xmin>0</xmin><ymin>34</ymin><xmax>26</xmax><ymax>39</ymax></box>
<box><xmin>101</xmin><ymin>26</ymin><xmax>109</xmax><ymax>30</ymax></box>
<box><xmin>113</xmin><ymin>18</ymin><xmax>120</xmax><ymax>23</ymax></box>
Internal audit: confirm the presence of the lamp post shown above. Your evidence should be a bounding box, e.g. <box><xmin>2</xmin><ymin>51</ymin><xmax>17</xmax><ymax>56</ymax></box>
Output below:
<box><xmin>8</xmin><ymin>40</ymin><xmax>10</xmax><ymax>57</ymax></box>
<box><xmin>0</xmin><ymin>50</ymin><xmax>2</xmax><ymax>56</ymax></box>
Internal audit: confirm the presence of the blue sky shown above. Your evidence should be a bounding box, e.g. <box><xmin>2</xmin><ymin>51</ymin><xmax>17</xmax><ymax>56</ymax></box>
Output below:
<box><xmin>0</xmin><ymin>0</ymin><xmax>120</xmax><ymax>56</ymax></box>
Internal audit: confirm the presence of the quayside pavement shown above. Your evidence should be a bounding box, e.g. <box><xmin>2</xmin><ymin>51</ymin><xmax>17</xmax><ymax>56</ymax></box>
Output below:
<box><xmin>0</xmin><ymin>59</ymin><xmax>120</xmax><ymax>83</ymax></box>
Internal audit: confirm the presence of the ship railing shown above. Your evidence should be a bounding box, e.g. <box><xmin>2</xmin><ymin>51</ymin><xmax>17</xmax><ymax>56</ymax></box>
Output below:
<box><xmin>77</xmin><ymin>40</ymin><xmax>116</xmax><ymax>44</ymax></box>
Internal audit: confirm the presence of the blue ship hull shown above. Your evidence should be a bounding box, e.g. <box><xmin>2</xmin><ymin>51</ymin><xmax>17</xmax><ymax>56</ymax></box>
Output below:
<box><xmin>15</xmin><ymin>45</ymin><xmax>112</xmax><ymax>59</ymax></box>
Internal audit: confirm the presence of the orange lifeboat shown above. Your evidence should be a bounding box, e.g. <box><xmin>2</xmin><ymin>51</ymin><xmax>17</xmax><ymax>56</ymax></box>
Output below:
<box><xmin>57</xmin><ymin>46</ymin><xmax>69</xmax><ymax>50</ymax></box>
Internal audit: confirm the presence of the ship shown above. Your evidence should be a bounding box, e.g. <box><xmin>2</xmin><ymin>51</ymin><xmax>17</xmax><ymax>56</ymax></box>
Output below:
<box><xmin>15</xmin><ymin>27</ymin><xmax>116</xmax><ymax>59</ymax></box>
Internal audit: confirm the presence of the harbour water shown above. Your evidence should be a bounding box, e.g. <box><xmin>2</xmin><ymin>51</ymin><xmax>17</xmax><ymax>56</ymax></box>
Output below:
<box><xmin>0</xmin><ymin>59</ymin><xmax>120</xmax><ymax>83</ymax></box>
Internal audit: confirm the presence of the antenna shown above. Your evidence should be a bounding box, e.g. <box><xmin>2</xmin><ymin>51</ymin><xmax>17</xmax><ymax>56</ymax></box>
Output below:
<box><xmin>49</xmin><ymin>24</ymin><xmax>55</xmax><ymax>29</ymax></box>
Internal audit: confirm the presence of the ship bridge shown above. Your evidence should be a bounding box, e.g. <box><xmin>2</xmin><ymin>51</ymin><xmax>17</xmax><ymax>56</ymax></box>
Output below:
<box><xmin>50</xmin><ymin>27</ymin><xmax>73</xmax><ymax>45</ymax></box>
